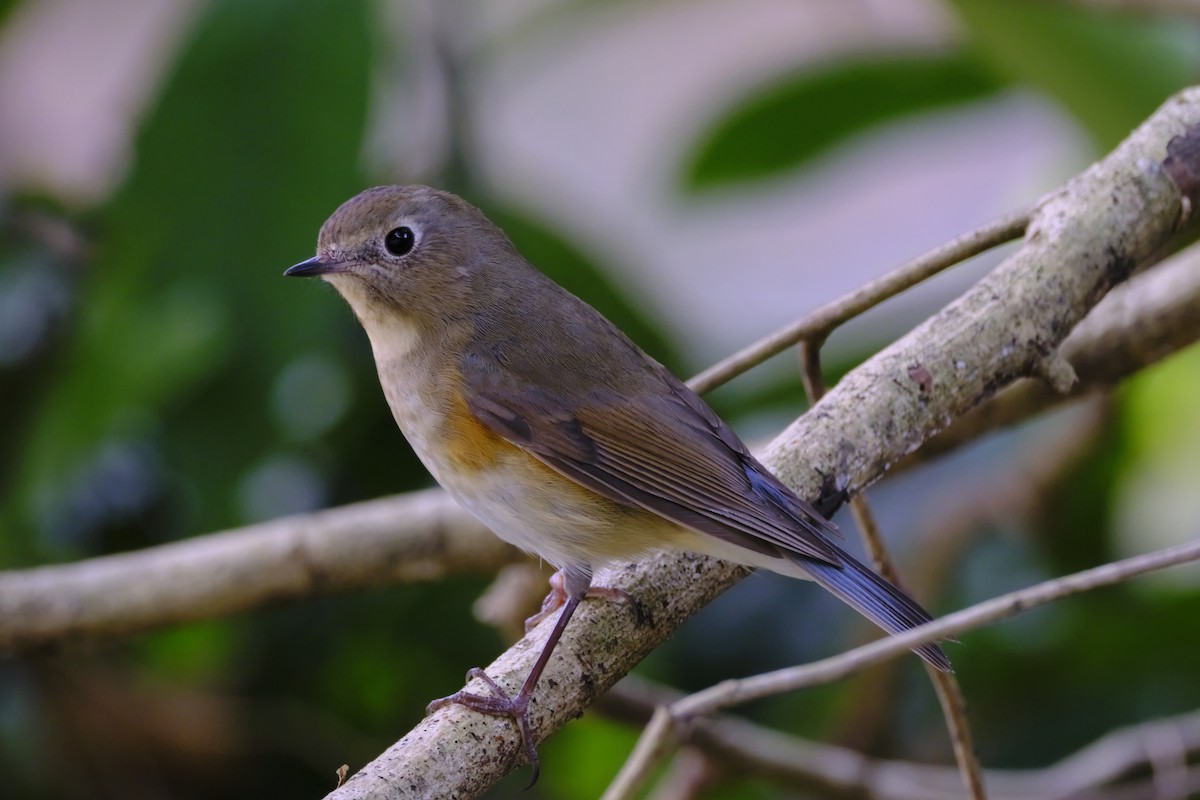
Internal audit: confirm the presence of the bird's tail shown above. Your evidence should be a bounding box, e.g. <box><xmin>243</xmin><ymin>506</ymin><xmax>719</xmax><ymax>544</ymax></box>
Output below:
<box><xmin>785</xmin><ymin>545</ymin><xmax>952</xmax><ymax>671</ymax></box>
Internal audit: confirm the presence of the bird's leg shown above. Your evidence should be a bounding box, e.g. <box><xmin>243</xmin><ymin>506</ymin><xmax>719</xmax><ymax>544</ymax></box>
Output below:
<box><xmin>426</xmin><ymin>570</ymin><xmax>591</xmax><ymax>784</ymax></box>
<box><xmin>524</xmin><ymin>570</ymin><xmax>642</xmax><ymax>633</ymax></box>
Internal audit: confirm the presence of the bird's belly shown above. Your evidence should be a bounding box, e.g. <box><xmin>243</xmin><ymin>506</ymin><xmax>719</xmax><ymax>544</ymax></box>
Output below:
<box><xmin>437</xmin><ymin>443</ymin><xmax>679</xmax><ymax>572</ymax></box>
<box><xmin>444</xmin><ymin>464</ymin><xmax>635</xmax><ymax>569</ymax></box>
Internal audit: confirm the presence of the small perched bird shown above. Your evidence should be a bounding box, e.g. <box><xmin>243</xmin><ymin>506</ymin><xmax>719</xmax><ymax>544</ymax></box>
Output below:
<box><xmin>286</xmin><ymin>185</ymin><xmax>949</xmax><ymax>775</ymax></box>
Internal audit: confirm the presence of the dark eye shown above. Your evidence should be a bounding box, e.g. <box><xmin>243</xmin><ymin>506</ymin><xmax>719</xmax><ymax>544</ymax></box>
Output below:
<box><xmin>384</xmin><ymin>226</ymin><xmax>415</xmax><ymax>256</ymax></box>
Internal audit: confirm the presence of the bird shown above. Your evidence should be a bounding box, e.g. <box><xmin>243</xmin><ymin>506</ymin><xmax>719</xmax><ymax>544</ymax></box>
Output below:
<box><xmin>285</xmin><ymin>184</ymin><xmax>949</xmax><ymax>777</ymax></box>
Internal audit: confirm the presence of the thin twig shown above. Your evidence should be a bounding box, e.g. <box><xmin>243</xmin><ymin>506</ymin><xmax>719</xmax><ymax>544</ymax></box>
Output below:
<box><xmin>798</xmin><ymin>341</ymin><xmax>987</xmax><ymax>800</ymax></box>
<box><xmin>796</xmin><ymin>338</ymin><xmax>827</xmax><ymax>399</ymax></box>
<box><xmin>600</xmin><ymin>675</ymin><xmax>1200</xmax><ymax>800</ymax></box>
<box><xmin>644</xmin><ymin>749</ymin><xmax>722</xmax><ymax>800</ymax></box>
<box><xmin>688</xmin><ymin>207</ymin><xmax>1031</xmax><ymax>395</ymax></box>
<box><xmin>847</xmin><ymin>493</ymin><xmax>894</xmax><ymax>578</ymax></box>
<box><xmin>928</xmin><ymin>674</ymin><xmax>987</xmax><ymax>800</ymax></box>
<box><xmin>680</xmin><ymin>538</ymin><xmax>1200</xmax><ymax>715</ymax></box>
<box><xmin>603</xmin><ymin>537</ymin><xmax>1200</xmax><ymax>800</ymax></box>
<box><xmin>601</xmin><ymin>707</ymin><xmax>681</xmax><ymax>800</ymax></box>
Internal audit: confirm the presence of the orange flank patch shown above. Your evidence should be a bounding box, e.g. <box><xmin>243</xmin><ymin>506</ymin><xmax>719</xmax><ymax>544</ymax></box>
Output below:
<box><xmin>439</xmin><ymin>386</ymin><xmax>604</xmax><ymax>500</ymax></box>
<box><xmin>435</xmin><ymin>384</ymin><xmax>674</xmax><ymax>560</ymax></box>
<box><xmin>440</xmin><ymin>392</ymin><xmax>517</xmax><ymax>472</ymax></box>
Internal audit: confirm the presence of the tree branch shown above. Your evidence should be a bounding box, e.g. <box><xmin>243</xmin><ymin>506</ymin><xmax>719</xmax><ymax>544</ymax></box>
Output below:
<box><xmin>762</xmin><ymin>92</ymin><xmax>1195</xmax><ymax>501</ymax></box>
<box><xmin>0</xmin><ymin>489</ymin><xmax>518</xmax><ymax>653</ymax></box>
<box><xmin>905</xmin><ymin>235</ymin><xmax>1200</xmax><ymax>466</ymax></box>
<box><xmin>689</xmin><ymin>206</ymin><xmax>1031</xmax><ymax>395</ymax></box>
<box><xmin>680</xmin><ymin>540</ymin><xmax>1200</xmax><ymax>714</ymax></box>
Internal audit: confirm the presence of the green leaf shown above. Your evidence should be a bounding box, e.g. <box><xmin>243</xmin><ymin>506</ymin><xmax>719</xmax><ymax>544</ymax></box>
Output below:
<box><xmin>683</xmin><ymin>51</ymin><xmax>1007</xmax><ymax>192</ymax></box>
<box><xmin>950</xmin><ymin>0</ymin><xmax>1200</xmax><ymax>149</ymax></box>
<box><xmin>0</xmin><ymin>0</ymin><xmax>19</xmax><ymax>28</ymax></box>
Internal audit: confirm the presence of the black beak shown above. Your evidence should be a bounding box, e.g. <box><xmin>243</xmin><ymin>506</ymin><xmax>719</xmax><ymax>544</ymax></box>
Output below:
<box><xmin>284</xmin><ymin>256</ymin><xmax>348</xmax><ymax>278</ymax></box>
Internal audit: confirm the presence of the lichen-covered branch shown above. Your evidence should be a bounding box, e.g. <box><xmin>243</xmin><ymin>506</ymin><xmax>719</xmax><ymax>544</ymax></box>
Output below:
<box><xmin>764</xmin><ymin>89</ymin><xmax>1197</xmax><ymax>501</ymax></box>
<box><xmin>908</xmin><ymin>235</ymin><xmax>1200</xmax><ymax>465</ymax></box>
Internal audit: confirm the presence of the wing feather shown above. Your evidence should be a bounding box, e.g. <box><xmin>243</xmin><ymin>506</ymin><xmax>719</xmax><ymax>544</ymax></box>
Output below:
<box><xmin>464</xmin><ymin>363</ymin><xmax>839</xmax><ymax>564</ymax></box>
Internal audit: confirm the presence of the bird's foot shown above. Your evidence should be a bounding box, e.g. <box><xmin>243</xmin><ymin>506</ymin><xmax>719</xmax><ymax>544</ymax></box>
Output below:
<box><xmin>427</xmin><ymin>667</ymin><xmax>542</xmax><ymax>784</ymax></box>
<box><xmin>524</xmin><ymin>571</ymin><xmax>643</xmax><ymax>633</ymax></box>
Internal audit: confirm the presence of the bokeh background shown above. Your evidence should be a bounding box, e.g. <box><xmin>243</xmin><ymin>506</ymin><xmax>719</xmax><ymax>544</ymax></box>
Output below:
<box><xmin>2</xmin><ymin>1</ymin><xmax>1200</xmax><ymax>798</ymax></box>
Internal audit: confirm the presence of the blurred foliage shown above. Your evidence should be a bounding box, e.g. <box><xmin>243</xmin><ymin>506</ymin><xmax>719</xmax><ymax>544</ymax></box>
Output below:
<box><xmin>1</xmin><ymin>0</ymin><xmax>1199</xmax><ymax>798</ymax></box>
<box><xmin>3</xmin><ymin>0</ymin><xmax>377</xmax><ymax>561</ymax></box>
<box><xmin>950</xmin><ymin>0</ymin><xmax>1200</xmax><ymax>149</ymax></box>
<box><xmin>684</xmin><ymin>52</ymin><xmax>1009</xmax><ymax>191</ymax></box>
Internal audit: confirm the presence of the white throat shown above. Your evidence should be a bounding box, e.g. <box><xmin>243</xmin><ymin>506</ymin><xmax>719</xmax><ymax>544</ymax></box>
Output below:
<box><xmin>324</xmin><ymin>274</ymin><xmax>423</xmax><ymax>362</ymax></box>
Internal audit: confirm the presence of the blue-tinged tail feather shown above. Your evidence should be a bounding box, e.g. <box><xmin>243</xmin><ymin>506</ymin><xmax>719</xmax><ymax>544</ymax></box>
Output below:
<box><xmin>785</xmin><ymin>545</ymin><xmax>952</xmax><ymax>671</ymax></box>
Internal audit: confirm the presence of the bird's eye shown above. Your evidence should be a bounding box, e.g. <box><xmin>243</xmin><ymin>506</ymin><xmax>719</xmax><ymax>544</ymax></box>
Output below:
<box><xmin>384</xmin><ymin>226</ymin><xmax>415</xmax><ymax>256</ymax></box>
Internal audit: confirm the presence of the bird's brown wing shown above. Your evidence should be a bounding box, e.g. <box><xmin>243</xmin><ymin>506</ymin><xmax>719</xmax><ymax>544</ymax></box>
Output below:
<box><xmin>463</xmin><ymin>354</ymin><xmax>952</xmax><ymax>672</ymax></box>
<box><xmin>465</xmin><ymin>365</ymin><xmax>840</xmax><ymax>566</ymax></box>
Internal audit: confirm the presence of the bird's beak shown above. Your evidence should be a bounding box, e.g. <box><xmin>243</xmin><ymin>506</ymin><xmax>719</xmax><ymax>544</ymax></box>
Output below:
<box><xmin>283</xmin><ymin>256</ymin><xmax>350</xmax><ymax>278</ymax></box>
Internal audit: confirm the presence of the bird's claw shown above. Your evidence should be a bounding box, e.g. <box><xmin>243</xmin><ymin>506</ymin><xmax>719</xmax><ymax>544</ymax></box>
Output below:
<box><xmin>427</xmin><ymin>668</ymin><xmax>542</xmax><ymax>785</ymax></box>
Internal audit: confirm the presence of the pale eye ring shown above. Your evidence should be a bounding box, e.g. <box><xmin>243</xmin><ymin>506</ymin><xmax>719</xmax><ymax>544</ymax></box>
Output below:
<box><xmin>384</xmin><ymin>226</ymin><xmax>415</xmax><ymax>256</ymax></box>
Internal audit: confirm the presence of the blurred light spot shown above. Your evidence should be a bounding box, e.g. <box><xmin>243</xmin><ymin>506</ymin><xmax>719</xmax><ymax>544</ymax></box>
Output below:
<box><xmin>271</xmin><ymin>353</ymin><xmax>352</xmax><ymax>441</ymax></box>
<box><xmin>87</xmin><ymin>439</ymin><xmax>159</xmax><ymax>513</ymax></box>
<box><xmin>238</xmin><ymin>455</ymin><xmax>326</xmax><ymax>523</ymax></box>
<box><xmin>0</xmin><ymin>263</ymin><xmax>70</xmax><ymax>367</ymax></box>
<box><xmin>1114</xmin><ymin>349</ymin><xmax>1200</xmax><ymax>589</ymax></box>
<box><xmin>959</xmin><ymin>536</ymin><xmax>1066</xmax><ymax>652</ymax></box>
<box><xmin>36</xmin><ymin>437</ymin><xmax>164</xmax><ymax>548</ymax></box>
<box><xmin>1115</xmin><ymin>461</ymin><xmax>1200</xmax><ymax>590</ymax></box>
